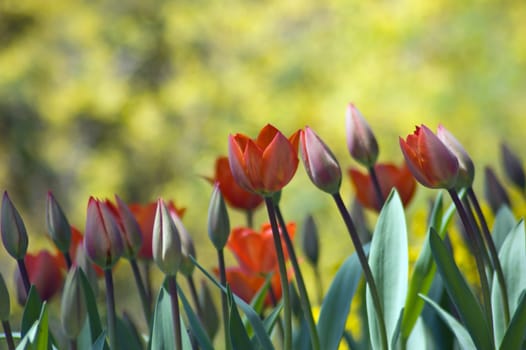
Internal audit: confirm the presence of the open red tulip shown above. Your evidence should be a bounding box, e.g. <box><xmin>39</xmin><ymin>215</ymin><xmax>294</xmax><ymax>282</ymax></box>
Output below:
<box><xmin>228</xmin><ymin>124</ymin><xmax>300</xmax><ymax>196</ymax></box>
<box><xmin>222</xmin><ymin>267</ymin><xmax>282</xmax><ymax>306</ymax></box>
<box><xmin>349</xmin><ymin>162</ymin><xmax>417</xmax><ymax>212</ymax></box>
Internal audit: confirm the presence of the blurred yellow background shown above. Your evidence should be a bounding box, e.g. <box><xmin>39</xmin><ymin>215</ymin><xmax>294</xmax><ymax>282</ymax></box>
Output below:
<box><xmin>1</xmin><ymin>0</ymin><xmax>525</xmax><ymax>336</ymax></box>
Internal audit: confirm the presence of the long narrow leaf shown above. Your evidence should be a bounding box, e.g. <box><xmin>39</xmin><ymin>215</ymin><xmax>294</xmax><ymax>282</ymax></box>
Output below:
<box><xmin>21</xmin><ymin>286</ymin><xmax>42</xmax><ymax>337</ymax></box>
<box><xmin>78</xmin><ymin>268</ymin><xmax>106</xmax><ymax>349</ymax></box>
<box><xmin>177</xmin><ymin>284</ymin><xmax>214</xmax><ymax>350</ymax></box>
<box><xmin>491</xmin><ymin>206</ymin><xmax>516</xmax><ymax>252</ymax></box>
<box><xmin>227</xmin><ymin>287</ymin><xmax>252</xmax><ymax>350</ymax></box>
<box><xmin>499</xmin><ymin>291</ymin><xmax>526</xmax><ymax>350</ymax></box>
<box><xmin>429</xmin><ymin>229</ymin><xmax>493</xmax><ymax>350</ymax></box>
<box><xmin>366</xmin><ymin>190</ymin><xmax>408</xmax><ymax>348</ymax></box>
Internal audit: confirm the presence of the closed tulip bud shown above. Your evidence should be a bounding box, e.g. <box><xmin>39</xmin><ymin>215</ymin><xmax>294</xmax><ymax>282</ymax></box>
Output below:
<box><xmin>1</xmin><ymin>192</ymin><xmax>28</xmax><ymax>260</ymax></box>
<box><xmin>484</xmin><ymin>166</ymin><xmax>511</xmax><ymax>214</ymax></box>
<box><xmin>300</xmin><ymin>126</ymin><xmax>342</xmax><ymax>194</ymax></box>
<box><xmin>0</xmin><ymin>273</ymin><xmax>10</xmax><ymax>320</ymax></box>
<box><xmin>75</xmin><ymin>244</ymin><xmax>99</xmax><ymax>296</ymax></box>
<box><xmin>61</xmin><ymin>267</ymin><xmax>87</xmax><ymax>339</ymax></box>
<box><xmin>84</xmin><ymin>197</ymin><xmax>124</xmax><ymax>269</ymax></box>
<box><xmin>198</xmin><ymin>280</ymin><xmax>219</xmax><ymax>339</ymax></box>
<box><xmin>207</xmin><ymin>185</ymin><xmax>230</xmax><ymax>250</ymax></box>
<box><xmin>300</xmin><ymin>214</ymin><xmax>319</xmax><ymax>267</ymax></box>
<box><xmin>46</xmin><ymin>191</ymin><xmax>72</xmax><ymax>253</ymax></box>
<box><xmin>171</xmin><ymin>212</ymin><xmax>195</xmax><ymax>276</ymax></box>
<box><xmin>500</xmin><ymin>143</ymin><xmax>526</xmax><ymax>192</ymax></box>
<box><xmin>346</xmin><ymin>104</ymin><xmax>379</xmax><ymax>167</ymax></box>
<box><xmin>113</xmin><ymin>195</ymin><xmax>143</xmax><ymax>259</ymax></box>
<box><xmin>436</xmin><ymin>125</ymin><xmax>475</xmax><ymax>189</ymax></box>
<box><xmin>152</xmin><ymin>199</ymin><xmax>182</xmax><ymax>276</ymax></box>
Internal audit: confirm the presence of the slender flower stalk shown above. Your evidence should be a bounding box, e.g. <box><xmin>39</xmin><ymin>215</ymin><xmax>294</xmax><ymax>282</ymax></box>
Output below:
<box><xmin>467</xmin><ymin>187</ymin><xmax>510</xmax><ymax>324</ymax></box>
<box><xmin>17</xmin><ymin>259</ymin><xmax>31</xmax><ymax>295</ymax></box>
<box><xmin>167</xmin><ymin>276</ymin><xmax>182</xmax><ymax>350</ymax></box>
<box><xmin>275</xmin><ymin>205</ymin><xmax>320</xmax><ymax>350</ymax></box>
<box><xmin>130</xmin><ymin>259</ymin><xmax>152</xmax><ymax>327</ymax></box>
<box><xmin>332</xmin><ymin>192</ymin><xmax>388</xmax><ymax>350</ymax></box>
<box><xmin>264</xmin><ymin>197</ymin><xmax>292</xmax><ymax>350</ymax></box>
<box><xmin>186</xmin><ymin>275</ymin><xmax>202</xmax><ymax>321</ymax></box>
<box><xmin>2</xmin><ymin>320</ymin><xmax>15</xmax><ymax>350</ymax></box>
<box><xmin>448</xmin><ymin>189</ymin><xmax>494</xmax><ymax>340</ymax></box>
<box><xmin>104</xmin><ymin>269</ymin><xmax>118</xmax><ymax>350</ymax></box>
<box><xmin>368</xmin><ymin>165</ymin><xmax>385</xmax><ymax>210</ymax></box>
<box><xmin>460</xmin><ymin>197</ymin><xmax>492</xmax><ymax>267</ymax></box>
<box><xmin>217</xmin><ymin>248</ymin><xmax>231</xmax><ymax>350</ymax></box>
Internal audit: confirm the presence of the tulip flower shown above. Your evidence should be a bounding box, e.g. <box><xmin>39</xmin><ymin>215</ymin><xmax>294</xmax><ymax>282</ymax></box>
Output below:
<box><xmin>437</xmin><ymin>124</ymin><xmax>475</xmax><ymax>189</ymax></box>
<box><xmin>46</xmin><ymin>191</ymin><xmax>72</xmax><ymax>256</ymax></box>
<box><xmin>209</xmin><ymin>157</ymin><xmax>264</xmax><ymax>211</ymax></box>
<box><xmin>106</xmin><ymin>196</ymin><xmax>143</xmax><ymax>259</ymax></box>
<box><xmin>348</xmin><ymin>162</ymin><xmax>417</xmax><ymax>212</ymax></box>
<box><xmin>399</xmin><ymin>125</ymin><xmax>459</xmax><ymax>189</ymax></box>
<box><xmin>346</xmin><ymin>103</ymin><xmax>379</xmax><ymax>167</ymax></box>
<box><xmin>61</xmin><ymin>267</ymin><xmax>87</xmax><ymax>340</ymax></box>
<box><xmin>207</xmin><ymin>185</ymin><xmax>231</xmax><ymax>251</ymax></box>
<box><xmin>227</xmin><ymin>223</ymin><xmax>295</xmax><ymax>275</ymax></box>
<box><xmin>500</xmin><ymin>143</ymin><xmax>526</xmax><ymax>192</ymax></box>
<box><xmin>15</xmin><ymin>250</ymin><xmax>65</xmax><ymax>303</ymax></box>
<box><xmin>152</xmin><ymin>199</ymin><xmax>182</xmax><ymax>276</ymax></box>
<box><xmin>228</xmin><ymin>124</ymin><xmax>300</xmax><ymax>196</ymax></box>
<box><xmin>84</xmin><ymin>197</ymin><xmax>124</xmax><ymax>269</ymax></box>
<box><xmin>222</xmin><ymin>267</ymin><xmax>282</xmax><ymax>306</ymax></box>
<box><xmin>1</xmin><ymin>191</ymin><xmax>28</xmax><ymax>260</ymax></box>
<box><xmin>129</xmin><ymin>201</ymin><xmax>185</xmax><ymax>260</ymax></box>
<box><xmin>300</xmin><ymin>126</ymin><xmax>342</xmax><ymax>194</ymax></box>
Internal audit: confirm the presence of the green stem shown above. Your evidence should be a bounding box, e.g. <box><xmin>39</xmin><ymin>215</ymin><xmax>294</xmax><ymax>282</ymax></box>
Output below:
<box><xmin>2</xmin><ymin>320</ymin><xmax>15</xmax><ymax>350</ymax></box>
<box><xmin>64</xmin><ymin>252</ymin><xmax>73</xmax><ymax>269</ymax></box>
<box><xmin>467</xmin><ymin>187</ymin><xmax>510</xmax><ymax>325</ymax></box>
<box><xmin>448</xmin><ymin>189</ymin><xmax>494</xmax><ymax>343</ymax></box>
<box><xmin>104</xmin><ymin>269</ymin><xmax>118</xmax><ymax>350</ymax></box>
<box><xmin>217</xmin><ymin>248</ymin><xmax>231</xmax><ymax>350</ymax></box>
<box><xmin>246</xmin><ymin>209</ymin><xmax>254</xmax><ymax>228</ymax></box>
<box><xmin>332</xmin><ymin>192</ymin><xmax>388</xmax><ymax>350</ymax></box>
<box><xmin>264</xmin><ymin>197</ymin><xmax>292</xmax><ymax>350</ymax></box>
<box><xmin>275</xmin><ymin>205</ymin><xmax>320</xmax><ymax>350</ymax></box>
<box><xmin>17</xmin><ymin>259</ymin><xmax>31</xmax><ymax>295</ymax></box>
<box><xmin>314</xmin><ymin>265</ymin><xmax>323</xmax><ymax>305</ymax></box>
<box><xmin>167</xmin><ymin>276</ymin><xmax>183</xmax><ymax>350</ymax></box>
<box><xmin>368</xmin><ymin>166</ymin><xmax>385</xmax><ymax>210</ymax></box>
<box><xmin>461</xmin><ymin>197</ymin><xmax>492</xmax><ymax>267</ymax></box>
<box><xmin>186</xmin><ymin>275</ymin><xmax>203</xmax><ymax>321</ymax></box>
<box><xmin>130</xmin><ymin>258</ymin><xmax>152</xmax><ymax>328</ymax></box>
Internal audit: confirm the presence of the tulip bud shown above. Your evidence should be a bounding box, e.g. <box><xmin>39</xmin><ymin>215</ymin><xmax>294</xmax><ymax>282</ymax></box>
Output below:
<box><xmin>152</xmin><ymin>199</ymin><xmax>182</xmax><ymax>276</ymax></box>
<box><xmin>437</xmin><ymin>125</ymin><xmax>475</xmax><ymax>189</ymax></box>
<box><xmin>75</xmin><ymin>244</ymin><xmax>99</xmax><ymax>296</ymax></box>
<box><xmin>207</xmin><ymin>185</ymin><xmax>230</xmax><ymax>250</ymax></box>
<box><xmin>0</xmin><ymin>273</ymin><xmax>10</xmax><ymax>320</ymax></box>
<box><xmin>198</xmin><ymin>279</ymin><xmax>219</xmax><ymax>339</ymax></box>
<box><xmin>171</xmin><ymin>211</ymin><xmax>195</xmax><ymax>276</ymax></box>
<box><xmin>84</xmin><ymin>197</ymin><xmax>124</xmax><ymax>269</ymax></box>
<box><xmin>300</xmin><ymin>126</ymin><xmax>342</xmax><ymax>194</ymax></box>
<box><xmin>113</xmin><ymin>195</ymin><xmax>143</xmax><ymax>259</ymax></box>
<box><xmin>300</xmin><ymin>214</ymin><xmax>319</xmax><ymax>267</ymax></box>
<box><xmin>346</xmin><ymin>104</ymin><xmax>379</xmax><ymax>167</ymax></box>
<box><xmin>500</xmin><ymin>143</ymin><xmax>526</xmax><ymax>192</ymax></box>
<box><xmin>46</xmin><ymin>191</ymin><xmax>72</xmax><ymax>253</ymax></box>
<box><xmin>61</xmin><ymin>267</ymin><xmax>87</xmax><ymax>339</ymax></box>
<box><xmin>1</xmin><ymin>192</ymin><xmax>28</xmax><ymax>260</ymax></box>
<box><xmin>484</xmin><ymin>166</ymin><xmax>511</xmax><ymax>214</ymax></box>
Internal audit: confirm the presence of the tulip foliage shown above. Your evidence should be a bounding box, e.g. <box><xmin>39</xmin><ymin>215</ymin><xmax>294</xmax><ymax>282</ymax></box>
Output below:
<box><xmin>1</xmin><ymin>108</ymin><xmax>526</xmax><ymax>350</ymax></box>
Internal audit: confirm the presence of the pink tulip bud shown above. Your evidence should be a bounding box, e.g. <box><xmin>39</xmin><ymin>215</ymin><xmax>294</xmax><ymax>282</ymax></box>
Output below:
<box><xmin>346</xmin><ymin>104</ymin><xmax>379</xmax><ymax>167</ymax></box>
<box><xmin>437</xmin><ymin>125</ymin><xmax>475</xmax><ymax>189</ymax></box>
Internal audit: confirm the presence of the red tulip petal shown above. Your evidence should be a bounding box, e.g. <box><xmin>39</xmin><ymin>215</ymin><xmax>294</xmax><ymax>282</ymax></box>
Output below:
<box><xmin>261</xmin><ymin>132</ymin><xmax>298</xmax><ymax>192</ymax></box>
<box><xmin>228</xmin><ymin>134</ymin><xmax>255</xmax><ymax>192</ymax></box>
<box><xmin>256</xmin><ymin>124</ymin><xmax>280</xmax><ymax>149</ymax></box>
<box><xmin>418</xmin><ymin>125</ymin><xmax>459</xmax><ymax>187</ymax></box>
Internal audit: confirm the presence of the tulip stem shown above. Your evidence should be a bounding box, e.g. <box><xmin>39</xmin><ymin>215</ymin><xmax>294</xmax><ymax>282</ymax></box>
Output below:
<box><xmin>467</xmin><ymin>187</ymin><xmax>510</xmax><ymax>325</ymax></box>
<box><xmin>246</xmin><ymin>209</ymin><xmax>254</xmax><ymax>229</ymax></box>
<box><xmin>186</xmin><ymin>275</ymin><xmax>203</xmax><ymax>322</ymax></box>
<box><xmin>368</xmin><ymin>166</ymin><xmax>385</xmax><ymax>210</ymax></box>
<box><xmin>167</xmin><ymin>276</ymin><xmax>182</xmax><ymax>350</ymax></box>
<box><xmin>130</xmin><ymin>258</ymin><xmax>152</xmax><ymax>328</ymax></box>
<box><xmin>142</xmin><ymin>261</ymin><xmax>153</xmax><ymax>310</ymax></box>
<box><xmin>217</xmin><ymin>248</ymin><xmax>232</xmax><ymax>350</ymax></box>
<box><xmin>264</xmin><ymin>197</ymin><xmax>292</xmax><ymax>350</ymax></box>
<box><xmin>275</xmin><ymin>205</ymin><xmax>320</xmax><ymax>350</ymax></box>
<box><xmin>69</xmin><ymin>339</ymin><xmax>77</xmax><ymax>350</ymax></box>
<box><xmin>461</xmin><ymin>197</ymin><xmax>492</xmax><ymax>267</ymax></box>
<box><xmin>448</xmin><ymin>189</ymin><xmax>494</xmax><ymax>341</ymax></box>
<box><xmin>17</xmin><ymin>259</ymin><xmax>31</xmax><ymax>295</ymax></box>
<box><xmin>103</xmin><ymin>269</ymin><xmax>118</xmax><ymax>350</ymax></box>
<box><xmin>2</xmin><ymin>320</ymin><xmax>15</xmax><ymax>350</ymax></box>
<box><xmin>64</xmin><ymin>252</ymin><xmax>73</xmax><ymax>269</ymax></box>
<box><xmin>332</xmin><ymin>192</ymin><xmax>388</xmax><ymax>350</ymax></box>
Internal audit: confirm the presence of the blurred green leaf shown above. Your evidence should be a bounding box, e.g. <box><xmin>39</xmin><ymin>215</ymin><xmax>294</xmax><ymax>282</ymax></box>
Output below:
<box><xmin>115</xmin><ymin>316</ymin><xmax>143</xmax><ymax>350</ymax></box>
<box><xmin>77</xmin><ymin>268</ymin><xmax>107</xmax><ymax>350</ymax></box>
<box><xmin>227</xmin><ymin>286</ymin><xmax>252</xmax><ymax>350</ymax></box>
<box><xmin>429</xmin><ymin>228</ymin><xmax>493</xmax><ymax>350</ymax></box>
<box><xmin>366</xmin><ymin>190</ymin><xmax>408</xmax><ymax>348</ymax></box>
<box><xmin>492</xmin><ymin>206</ymin><xmax>516</xmax><ymax>252</ymax></box>
<box><xmin>499</xmin><ymin>291</ymin><xmax>526</xmax><ymax>350</ymax></box>
<box><xmin>177</xmin><ymin>284</ymin><xmax>214</xmax><ymax>350</ymax></box>
<box><xmin>21</xmin><ymin>286</ymin><xmax>42</xmax><ymax>337</ymax></box>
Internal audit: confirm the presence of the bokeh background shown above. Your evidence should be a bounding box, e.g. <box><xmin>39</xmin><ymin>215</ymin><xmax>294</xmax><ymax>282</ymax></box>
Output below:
<box><xmin>1</xmin><ymin>0</ymin><xmax>526</xmax><ymax>338</ymax></box>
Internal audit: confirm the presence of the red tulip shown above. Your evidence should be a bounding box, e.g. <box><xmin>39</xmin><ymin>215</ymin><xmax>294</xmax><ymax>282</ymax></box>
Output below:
<box><xmin>68</xmin><ymin>226</ymin><xmax>104</xmax><ymax>277</ymax></box>
<box><xmin>105</xmin><ymin>196</ymin><xmax>143</xmax><ymax>259</ymax></box>
<box><xmin>129</xmin><ymin>201</ymin><xmax>185</xmax><ymax>259</ymax></box>
<box><xmin>209</xmin><ymin>157</ymin><xmax>264</xmax><ymax>211</ymax></box>
<box><xmin>436</xmin><ymin>124</ymin><xmax>475</xmax><ymax>189</ymax></box>
<box><xmin>349</xmin><ymin>162</ymin><xmax>417</xmax><ymax>212</ymax></box>
<box><xmin>346</xmin><ymin>104</ymin><xmax>379</xmax><ymax>167</ymax></box>
<box><xmin>399</xmin><ymin>125</ymin><xmax>459</xmax><ymax>189</ymax></box>
<box><xmin>227</xmin><ymin>223</ymin><xmax>296</xmax><ymax>275</ymax></box>
<box><xmin>228</xmin><ymin>124</ymin><xmax>300</xmax><ymax>196</ymax></box>
<box><xmin>15</xmin><ymin>250</ymin><xmax>64</xmax><ymax>303</ymax></box>
<box><xmin>222</xmin><ymin>267</ymin><xmax>282</xmax><ymax>306</ymax></box>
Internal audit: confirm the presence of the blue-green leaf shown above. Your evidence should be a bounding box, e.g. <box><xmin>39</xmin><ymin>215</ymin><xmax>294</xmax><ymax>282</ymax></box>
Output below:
<box><xmin>419</xmin><ymin>294</ymin><xmax>476</xmax><ymax>350</ymax></box>
<box><xmin>491</xmin><ymin>206</ymin><xmax>516</xmax><ymax>252</ymax></box>
<box><xmin>78</xmin><ymin>268</ymin><xmax>106</xmax><ymax>350</ymax></box>
<box><xmin>316</xmin><ymin>245</ymin><xmax>368</xmax><ymax>350</ymax></box>
<box><xmin>499</xmin><ymin>291</ymin><xmax>526</xmax><ymax>350</ymax></box>
<box><xmin>177</xmin><ymin>284</ymin><xmax>214</xmax><ymax>350</ymax></box>
<box><xmin>366</xmin><ymin>190</ymin><xmax>408</xmax><ymax>349</ymax></box>
<box><xmin>227</xmin><ymin>287</ymin><xmax>252</xmax><ymax>350</ymax></box>
<box><xmin>429</xmin><ymin>228</ymin><xmax>493</xmax><ymax>350</ymax></box>
<box><xmin>21</xmin><ymin>286</ymin><xmax>42</xmax><ymax>337</ymax></box>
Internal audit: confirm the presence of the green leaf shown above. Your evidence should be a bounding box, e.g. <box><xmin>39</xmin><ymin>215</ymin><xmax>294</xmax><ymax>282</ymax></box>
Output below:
<box><xmin>227</xmin><ymin>286</ymin><xmax>252</xmax><ymax>350</ymax></box>
<box><xmin>402</xmin><ymin>191</ymin><xmax>460</xmax><ymax>339</ymax></box>
<box><xmin>20</xmin><ymin>286</ymin><xmax>42</xmax><ymax>337</ymax></box>
<box><xmin>419</xmin><ymin>294</ymin><xmax>476</xmax><ymax>350</ymax></box>
<box><xmin>316</xmin><ymin>245</ymin><xmax>368</xmax><ymax>350</ymax></box>
<box><xmin>77</xmin><ymin>268</ymin><xmax>106</xmax><ymax>350</ymax></box>
<box><xmin>366</xmin><ymin>190</ymin><xmax>408</xmax><ymax>349</ymax></box>
<box><xmin>429</xmin><ymin>228</ymin><xmax>493</xmax><ymax>350</ymax></box>
<box><xmin>190</xmin><ymin>256</ymin><xmax>275</xmax><ymax>350</ymax></box>
<box><xmin>115</xmin><ymin>316</ymin><xmax>143</xmax><ymax>350</ymax></box>
<box><xmin>406</xmin><ymin>317</ymin><xmax>429</xmax><ymax>349</ymax></box>
<box><xmin>499</xmin><ymin>291</ymin><xmax>526</xmax><ymax>350</ymax></box>
<box><xmin>92</xmin><ymin>332</ymin><xmax>107</xmax><ymax>350</ymax></box>
<box><xmin>491</xmin><ymin>206</ymin><xmax>516</xmax><ymax>252</ymax></box>
<box><xmin>263</xmin><ymin>301</ymin><xmax>283</xmax><ymax>334</ymax></box>
<box><xmin>177</xmin><ymin>284</ymin><xmax>214</xmax><ymax>350</ymax></box>
<box><xmin>492</xmin><ymin>219</ymin><xmax>526</xmax><ymax>346</ymax></box>
<box><xmin>17</xmin><ymin>302</ymin><xmax>49</xmax><ymax>350</ymax></box>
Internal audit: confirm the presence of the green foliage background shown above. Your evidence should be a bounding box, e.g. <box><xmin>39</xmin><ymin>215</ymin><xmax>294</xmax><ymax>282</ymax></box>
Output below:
<box><xmin>1</xmin><ymin>0</ymin><xmax>525</xmax><ymax>331</ymax></box>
